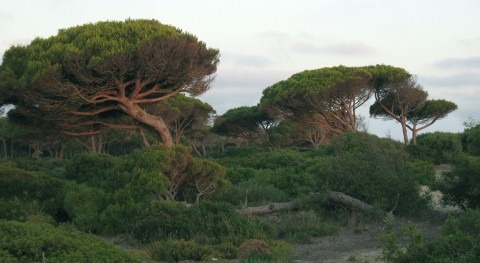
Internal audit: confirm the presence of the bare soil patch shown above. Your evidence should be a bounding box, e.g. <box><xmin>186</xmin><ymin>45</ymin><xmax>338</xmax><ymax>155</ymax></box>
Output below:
<box><xmin>292</xmin><ymin>216</ymin><xmax>444</xmax><ymax>263</ymax></box>
<box><xmin>292</xmin><ymin>165</ymin><xmax>457</xmax><ymax>263</ymax></box>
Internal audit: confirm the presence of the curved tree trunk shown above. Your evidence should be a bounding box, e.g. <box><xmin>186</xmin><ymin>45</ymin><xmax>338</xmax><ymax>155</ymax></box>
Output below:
<box><xmin>120</xmin><ymin>102</ymin><xmax>174</xmax><ymax>148</ymax></box>
<box><xmin>238</xmin><ymin>191</ymin><xmax>375</xmax><ymax>216</ymax></box>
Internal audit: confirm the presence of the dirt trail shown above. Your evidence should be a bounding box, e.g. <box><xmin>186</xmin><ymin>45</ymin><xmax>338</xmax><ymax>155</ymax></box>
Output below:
<box><xmin>292</xmin><ymin>165</ymin><xmax>456</xmax><ymax>263</ymax></box>
<box><xmin>292</xmin><ymin>217</ymin><xmax>443</xmax><ymax>263</ymax></box>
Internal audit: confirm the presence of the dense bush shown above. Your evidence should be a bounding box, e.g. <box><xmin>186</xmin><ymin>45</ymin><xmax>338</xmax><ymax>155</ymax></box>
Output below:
<box><xmin>405</xmin><ymin>159</ymin><xmax>435</xmax><ymax>186</ymax></box>
<box><xmin>133</xmin><ymin>201</ymin><xmax>195</xmax><ymax>242</ymax></box>
<box><xmin>63</xmin><ymin>146</ymin><xmax>227</xmax><ymax>234</ymax></box>
<box><xmin>0</xmin><ymin>220</ymin><xmax>141</xmax><ymax>262</ymax></box>
<box><xmin>309</xmin><ymin>132</ymin><xmax>429</xmax><ymax>214</ymax></box>
<box><xmin>134</xmin><ymin>201</ymin><xmax>270</xmax><ymax>244</ymax></box>
<box><xmin>462</xmin><ymin>124</ymin><xmax>480</xmax><ymax>156</ymax></box>
<box><xmin>63</xmin><ymin>184</ymin><xmax>107</xmax><ymax>232</ymax></box>
<box><xmin>409</xmin><ymin>132</ymin><xmax>462</xmax><ymax>164</ymax></box>
<box><xmin>214</xmin><ymin>132</ymin><xmax>430</xmax><ymax>215</ymax></box>
<box><xmin>236</xmin><ymin>239</ymin><xmax>271</xmax><ymax>259</ymax></box>
<box><xmin>194</xmin><ymin>201</ymin><xmax>270</xmax><ymax>244</ymax></box>
<box><xmin>136</xmin><ymin>201</ymin><xmax>273</xmax><ymax>261</ymax></box>
<box><xmin>64</xmin><ymin>153</ymin><xmax>124</xmax><ymax>190</ymax></box>
<box><xmin>0</xmin><ymin>198</ymin><xmax>45</xmax><ymax>222</ymax></box>
<box><xmin>0</xmin><ymin>162</ymin><xmax>68</xmax><ymax>221</ymax></box>
<box><xmin>4</xmin><ymin>157</ymin><xmax>65</xmax><ymax>177</ymax></box>
<box><xmin>435</xmin><ymin>154</ymin><xmax>480</xmax><ymax>209</ymax></box>
<box><xmin>216</xmin><ymin>180</ymin><xmax>289</xmax><ymax>207</ymax></box>
<box><xmin>274</xmin><ymin>210</ymin><xmax>339</xmax><ymax>243</ymax></box>
<box><xmin>148</xmin><ymin>239</ymin><xmax>215</xmax><ymax>262</ymax></box>
<box><xmin>381</xmin><ymin>209</ymin><xmax>480</xmax><ymax>262</ymax></box>
<box><xmin>222</xmin><ymin>166</ymin><xmax>258</xmax><ymax>184</ymax></box>
<box><xmin>215</xmin><ymin>148</ymin><xmax>317</xmax><ymax>198</ymax></box>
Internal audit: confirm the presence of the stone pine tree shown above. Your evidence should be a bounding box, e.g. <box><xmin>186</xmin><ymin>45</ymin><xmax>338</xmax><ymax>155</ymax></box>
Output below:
<box><xmin>260</xmin><ymin>66</ymin><xmax>373</xmax><ymax>134</ymax></box>
<box><xmin>368</xmin><ymin>65</ymin><xmax>457</xmax><ymax>145</ymax></box>
<box><xmin>369</xmin><ymin>75</ymin><xmax>428</xmax><ymax>145</ymax></box>
<box><xmin>407</xmin><ymin>99</ymin><xmax>458</xmax><ymax>144</ymax></box>
<box><xmin>0</xmin><ymin>19</ymin><xmax>219</xmax><ymax>148</ymax></box>
<box><xmin>212</xmin><ymin>105</ymin><xmax>277</xmax><ymax>147</ymax></box>
<box><xmin>151</xmin><ymin>93</ymin><xmax>216</xmax><ymax>145</ymax></box>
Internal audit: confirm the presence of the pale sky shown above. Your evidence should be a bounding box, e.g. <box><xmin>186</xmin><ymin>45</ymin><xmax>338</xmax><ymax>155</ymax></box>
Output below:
<box><xmin>1</xmin><ymin>0</ymin><xmax>479</xmax><ymax>140</ymax></box>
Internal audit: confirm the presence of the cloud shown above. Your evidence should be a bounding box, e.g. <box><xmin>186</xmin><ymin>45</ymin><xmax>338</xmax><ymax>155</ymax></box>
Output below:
<box><xmin>322</xmin><ymin>42</ymin><xmax>375</xmax><ymax>55</ymax></box>
<box><xmin>258</xmin><ymin>30</ymin><xmax>291</xmax><ymax>44</ymax></box>
<box><xmin>459</xmin><ymin>37</ymin><xmax>480</xmax><ymax>47</ymax></box>
<box><xmin>421</xmin><ymin>73</ymin><xmax>480</xmax><ymax>87</ymax></box>
<box><xmin>435</xmin><ymin>56</ymin><xmax>480</xmax><ymax>69</ymax></box>
<box><xmin>199</xmin><ymin>68</ymin><xmax>293</xmax><ymax>114</ymax></box>
<box><xmin>222</xmin><ymin>53</ymin><xmax>273</xmax><ymax>68</ymax></box>
<box><xmin>0</xmin><ymin>10</ymin><xmax>14</xmax><ymax>22</ymax></box>
<box><xmin>292</xmin><ymin>41</ymin><xmax>375</xmax><ymax>56</ymax></box>
<box><xmin>213</xmin><ymin>68</ymin><xmax>291</xmax><ymax>89</ymax></box>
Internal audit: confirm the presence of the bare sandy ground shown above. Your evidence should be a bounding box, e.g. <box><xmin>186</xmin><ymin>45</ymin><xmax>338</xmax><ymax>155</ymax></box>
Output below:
<box><xmin>292</xmin><ymin>165</ymin><xmax>457</xmax><ymax>263</ymax></box>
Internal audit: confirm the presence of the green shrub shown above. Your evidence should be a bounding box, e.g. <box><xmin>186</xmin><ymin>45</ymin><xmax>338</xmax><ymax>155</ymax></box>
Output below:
<box><xmin>236</xmin><ymin>239</ymin><xmax>271</xmax><ymax>260</ymax></box>
<box><xmin>435</xmin><ymin>154</ymin><xmax>480</xmax><ymax>209</ymax></box>
<box><xmin>267</xmin><ymin>167</ymin><xmax>317</xmax><ymax>197</ymax></box>
<box><xmin>274</xmin><ymin>210</ymin><xmax>339</xmax><ymax>243</ymax></box>
<box><xmin>310</xmin><ymin>132</ymin><xmax>429</xmax><ymax>214</ymax></box>
<box><xmin>0</xmin><ymin>220</ymin><xmax>141</xmax><ymax>262</ymax></box>
<box><xmin>241</xmin><ymin>253</ymin><xmax>275</xmax><ymax>263</ymax></box>
<box><xmin>63</xmin><ymin>149</ymin><xmax>172</xmax><ymax>233</ymax></box>
<box><xmin>148</xmin><ymin>239</ymin><xmax>214</xmax><ymax>262</ymax></box>
<box><xmin>380</xmin><ymin>209</ymin><xmax>480</xmax><ymax>262</ymax></box>
<box><xmin>25</xmin><ymin>213</ymin><xmax>56</xmax><ymax>225</ymax></box>
<box><xmin>462</xmin><ymin>124</ymin><xmax>480</xmax><ymax>156</ymax></box>
<box><xmin>133</xmin><ymin>201</ymin><xmax>194</xmax><ymax>242</ymax></box>
<box><xmin>216</xmin><ymin>132</ymin><xmax>429</xmax><ymax>214</ymax></box>
<box><xmin>134</xmin><ymin>201</ymin><xmax>270</xmax><ymax>246</ymax></box>
<box><xmin>99</xmin><ymin>200</ymin><xmax>148</xmax><ymax>234</ymax></box>
<box><xmin>194</xmin><ymin>201</ymin><xmax>270</xmax><ymax>244</ymax></box>
<box><xmin>406</xmin><ymin>159</ymin><xmax>435</xmax><ymax>186</ymax></box>
<box><xmin>0</xmin><ymin>163</ymin><xmax>67</xmax><ymax>220</ymax></box>
<box><xmin>0</xmin><ymin>249</ymin><xmax>17</xmax><ymax>263</ymax></box>
<box><xmin>436</xmin><ymin>209</ymin><xmax>480</xmax><ymax>261</ymax></box>
<box><xmin>224</xmin><ymin>166</ymin><xmax>258</xmax><ymax>184</ymax></box>
<box><xmin>237</xmin><ymin>240</ymin><xmax>292</xmax><ymax>263</ymax></box>
<box><xmin>269</xmin><ymin>241</ymin><xmax>294</xmax><ymax>263</ymax></box>
<box><xmin>212</xmin><ymin>242</ymin><xmax>239</xmax><ymax>259</ymax></box>
<box><xmin>63</xmin><ymin>184</ymin><xmax>107</xmax><ymax>232</ymax></box>
<box><xmin>409</xmin><ymin>132</ymin><xmax>462</xmax><ymax>164</ymax></box>
<box><xmin>209</xmin><ymin>145</ymin><xmax>267</xmax><ymax>162</ymax></box>
<box><xmin>217</xmin><ymin>181</ymin><xmax>289</xmax><ymax>206</ymax></box>
<box><xmin>5</xmin><ymin>157</ymin><xmax>65</xmax><ymax>177</ymax></box>
<box><xmin>216</xmin><ymin>149</ymin><xmax>317</xmax><ymax>198</ymax></box>
<box><xmin>64</xmin><ymin>153</ymin><xmax>121</xmax><ymax>187</ymax></box>
<box><xmin>0</xmin><ymin>198</ymin><xmax>42</xmax><ymax>222</ymax></box>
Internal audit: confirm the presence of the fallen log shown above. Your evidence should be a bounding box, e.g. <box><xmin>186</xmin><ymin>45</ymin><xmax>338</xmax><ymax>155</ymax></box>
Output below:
<box><xmin>238</xmin><ymin>190</ymin><xmax>375</xmax><ymax>216</ymax></box>
<box><xmin>239</xmin><ymin>201</ymin><xmax>297</xmax><ymax>216</ymax></box>
<box><xmin>323</xmin><ymin>191</ymin><xmax>374</xmax><ymax>211</ymax></box>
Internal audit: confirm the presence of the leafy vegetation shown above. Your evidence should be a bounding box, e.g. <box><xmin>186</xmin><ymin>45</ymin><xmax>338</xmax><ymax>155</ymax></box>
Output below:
<box><xmin>214</xmin><ymin>132</ymin><xmax>431</xmax><ymax>214</ymax></box>
<box><xmin>1</xmin><ymin>123</ymin><xmax>479</xmax><ymax>261</ymax></box>
<box><xmin>0</xmin><ymin>220</ymin><xmax>141</xmax><ymax>262</ymax></box>
<box><xmin>435</xmin><ymin>154</ymin><xmax>480</xmax><ymax>209</ymax></box>
<box><xmin>0</xmin><ymin>19</ymin><xmax>219</xmax><ymax>147</ymax></box>
<box><xmin>0</xmin><ymin>18</ymin><xmax>476</xmax><ymax>262</ymax></box>
<box><xmin>381</xmin><ymin>209</ymin><xmax>480</xmax><ymax>262</ymax></box>
<box><xmin>409</xmin><ymin>132</ymin><xmax>462</xmax><ymax>164</ymax></box>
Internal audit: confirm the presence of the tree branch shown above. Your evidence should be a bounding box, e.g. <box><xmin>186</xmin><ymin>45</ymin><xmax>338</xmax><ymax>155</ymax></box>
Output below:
<box><xmin>72</xmin><ymin>105</ymin><xmax>118</xmax><ymax>116</ymax></box>
<box><xmin>133</xmin><ymin>86</ymin><xmax>184</xmax><ymax>104</ymax></box>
